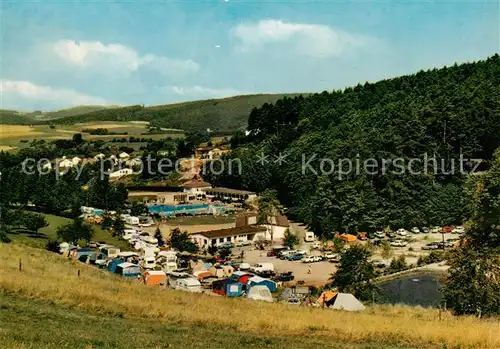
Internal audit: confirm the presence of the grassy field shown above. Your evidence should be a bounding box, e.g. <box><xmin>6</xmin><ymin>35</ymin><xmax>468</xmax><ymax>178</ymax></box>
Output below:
<box><xmin>6</xmin><ymin>212</ymin><xmax>130</xmax><ymax>250</ymax></box>
<box><xmin>0</xmin><ymin>243</ymin><xmax>498</xmax><ymax>349</ymax></box>
<box><xmin>0</xmin><ymin>293</ymin><xmax>408</xmax><ymax>349</ymax></box>
<box><xmin>0</xmin><ymin>121</ymin><xmax>184</xmax><ymax>151</ymax></box>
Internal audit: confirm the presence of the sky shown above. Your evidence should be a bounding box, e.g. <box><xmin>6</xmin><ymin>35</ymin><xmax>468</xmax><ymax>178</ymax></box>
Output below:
<box><xmin>1</xmin><ymin>0</ymin><xmax>499</xmax><ymax>111</ymax></box>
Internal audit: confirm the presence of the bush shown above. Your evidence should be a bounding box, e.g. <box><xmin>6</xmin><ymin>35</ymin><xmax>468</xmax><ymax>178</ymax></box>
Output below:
<box><xmin>46</xmin><ymin>239</ymin><xmax>60</xmax><ymax>253</ymax></box>
<box><xmin>0</xmin><ymin>230</ymin><xmax>12</xmax><ymax>243</ymax></box>
<box><xmin>417</xmin><ymin>251</ymin><xmax>444</xmax><ymax>266</ymax></box>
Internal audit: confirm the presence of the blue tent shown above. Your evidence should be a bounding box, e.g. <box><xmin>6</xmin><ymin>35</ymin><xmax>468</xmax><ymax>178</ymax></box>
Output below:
<box><xmin>247</xmin><ymin>276</ymin><xmax>277</xmax><ymax>293</ymax></box>
<box><xmin>115</xmin><ymin>262</ymin><xmax>141</xmax><ymax>278</ymax></box>
<box><xmin>106</xmin><ymin>259</ymin><xmax>123</xmax><ymax>273</ymax></box>
<box><xmin>212</xmin><ymin>279</ymin><xmax>244</xmax><ymax>297</ymax></box>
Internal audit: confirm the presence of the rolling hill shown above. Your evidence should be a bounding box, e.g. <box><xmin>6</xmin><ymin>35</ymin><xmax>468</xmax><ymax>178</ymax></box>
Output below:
<box><xmin>0</xmin><ymin>242</ymin><xmax>498</xmax><ymax>349</ymax></box>
<box><xmin>1</xmin><ymin>94</ymin><xmax>306</xmax><ymax>133</ymax></box>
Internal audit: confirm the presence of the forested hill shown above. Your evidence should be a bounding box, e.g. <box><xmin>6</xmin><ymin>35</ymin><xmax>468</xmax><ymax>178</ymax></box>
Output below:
<box><xmin>204</xmin><ymin>54</ymin><xmax>500</xmax><ymax>236</ymax></box>
<box><xmin>1</xmin><ymin>94</ymin><xmax>305</xmax><ymax>133</ymax></box>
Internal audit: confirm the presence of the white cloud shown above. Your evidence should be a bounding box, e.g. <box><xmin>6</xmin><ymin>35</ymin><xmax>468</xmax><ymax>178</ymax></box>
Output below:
<box><xmin>0</xmin><ymin>79</ymin><xmax>109</xmax><ymax>108</ymax></box>
<box><xmin>232</xmin><ymin>19</ymin><xmax>373</xmax><ymax>58</ymax></box>
<box><xmin>53</xmin><ymin>40</ymin><xmax>200</xmax><ymax>76</ymax></box>
<box><xmin>168</xmin><ymin>85</ymin><xmax>243</xmax><ymax>99</ymax></box>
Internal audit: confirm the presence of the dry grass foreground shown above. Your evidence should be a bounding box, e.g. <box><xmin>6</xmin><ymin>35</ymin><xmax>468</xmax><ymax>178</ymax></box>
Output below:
<box><xmin>0</xmin><ymin>243</ymin><xmax>498</xmax><ymax>349</ymax></box>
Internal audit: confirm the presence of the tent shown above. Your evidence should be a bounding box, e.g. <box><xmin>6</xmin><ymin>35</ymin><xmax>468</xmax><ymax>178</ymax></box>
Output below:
<box><xmin>212</xmin><ymin>279</ymin><xmax>244</xmax><ymax>297</ymax></box>
<box><xmin>339</xmin><ymin>234</ymin><xmax>357</xmax><ymax>243</ymax></box>
<box><xmin>209</xmin><ymin>265</ymin><xmax>233</xmax><ymax>278</ymax></box>
<box><xmin>106</xmin><ymin>259</ymin><xmax>123</xmax><ymax>273</ymax></box>
<box><xmin>247</xmin><ymin>285</ymin><xmax>273</xmax><ymax>302</ymax></box>
<box><xmin>318</xmin><ymin>291</ymin><xmax>365</xmax><ymax>311</ymax></box>
<box><xmin>143</xmin><ymin>270</ymin><xmax>167</xmax><ymax>286</ymax></box>
<box><xmin>116</xmin><ymin>262</ymin><xmax>141</xmax><ymax>278</ymax></box>
<box><xmin>247</xmin><ymin>276</ymin><xmax>277</xmax><ymax>293</ymax></box>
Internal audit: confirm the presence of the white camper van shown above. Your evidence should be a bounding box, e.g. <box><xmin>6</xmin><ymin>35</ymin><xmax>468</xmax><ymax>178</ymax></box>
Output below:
<box><xmin>141</xmin><ymin>255</ymin><xmax>156</xmax><ymax>269</ymax></box>
<box><xmin>125</xmin><ymin>216</ymin><xmax>140</xmax><ymax>225</ymax></box>
<box><xmin>176</xmin><ymin>278</ymin><xmax>202</xmax><ymax>293</ymax></box>
<box><xmin>304</xmin><ymin>231</ymin><xmax>315</xmax><ymax>242</ymax></box>
<box><xmin>249</xmin><ymin>263</ymin><xmax>274</xmax><ymax>274</ymax></box>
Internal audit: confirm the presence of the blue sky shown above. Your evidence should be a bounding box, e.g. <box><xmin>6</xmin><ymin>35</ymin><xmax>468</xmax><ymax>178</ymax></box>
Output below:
<box><xmin>1</xmin><ymin>0</ymin><xmax>498</xmax><ymax>110</ymax></box>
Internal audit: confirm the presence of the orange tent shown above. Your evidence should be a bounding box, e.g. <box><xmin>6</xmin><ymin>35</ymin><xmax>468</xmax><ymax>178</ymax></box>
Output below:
<box><xmin>340</xmin><ymin>234</ymin><xmax>357</xmax><ymax>243</ymax></box>
<box><xmin>318</xmin><ymin>291</ymin><xmax>338</xmax><ymax>306</ymax></box>
<box><xmin>143</xmin><ymin>271</ymin><xmax>167</xmax><ymax>286</ymax></box>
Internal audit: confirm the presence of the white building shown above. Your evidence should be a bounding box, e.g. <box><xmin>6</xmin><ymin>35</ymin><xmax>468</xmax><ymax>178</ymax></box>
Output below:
<box><xmin>236</xmin><ymin>213</ymin><xmax>290</xmax><ymax>241</ymax></box>
<box><xmin>119</xmin><ymin>152</ymin><xmax>130</xmax><ymax>159</ymax></box>
<box><xmin>190</xmin><ymin>225</ymin><xmax>267</xmax><ymax>248</ymax></box>
<box><xmin>109</xmin><ymin>168</ymin><xmax>134</xmax><ymax>179</ymax></box>
<box><xmin>71</xmin><ymin>156</ymin><xmax>82</xmax><ymax>165</ymax></box>
<box><xmin>126</xmin><ymin>158</ymin><xmax>143</xmax><ymax>167</ymax></box>
<box><xmin>182</xmin><ymin>180</ymin><xmax>212</xmax><ymax>201</ymax></box>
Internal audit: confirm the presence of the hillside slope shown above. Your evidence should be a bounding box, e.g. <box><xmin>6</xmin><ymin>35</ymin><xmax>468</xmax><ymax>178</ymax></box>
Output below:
<box><xmin>1</xmin><ymin>94</ymin><xmax>306</xmax><ymax>132</ymax></box>
<box><xmin>0</xmin><ymin>243</ymin><xmax>497</xmax><ymax>349</ymax></box>
<box><xmin>50</xmin><ymin>94</ymin><xmax>306</xmax><ymax>132</ymax></box>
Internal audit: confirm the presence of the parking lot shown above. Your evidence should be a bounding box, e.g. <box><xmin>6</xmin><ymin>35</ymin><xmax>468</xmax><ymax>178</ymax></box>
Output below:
<box><xmin>231</xmin><ymin>231</ymin><xmax>461</xmax><ymax>285</ymax></box>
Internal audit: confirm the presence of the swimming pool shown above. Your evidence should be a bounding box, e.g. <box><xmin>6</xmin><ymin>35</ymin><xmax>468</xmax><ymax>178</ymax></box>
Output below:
<box><xmin>148</xmin><ymin>203</ymin><xmax>228</xmax><ymax>216</ymax></box>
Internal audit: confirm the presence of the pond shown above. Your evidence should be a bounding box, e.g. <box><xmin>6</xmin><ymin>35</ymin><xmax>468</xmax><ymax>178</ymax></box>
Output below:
<box><xmin>376</xmin><ymin>273</ymin><xmax>444</xmax><ymax>307</ymax></box>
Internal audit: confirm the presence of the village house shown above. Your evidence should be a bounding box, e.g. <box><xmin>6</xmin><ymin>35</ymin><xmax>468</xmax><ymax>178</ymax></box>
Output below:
<box><xmin>182</xmin><ymin>180</ymin><xmax>212</xmax><ymax>201</ymax></box>
<box><xmin>119</xmin><ymin>152</ymin><xmax>130</xmax><ymax>159</ymax></box>
<box><xmin>194</xmin><ymin>146</ymin><xmax>229</xmax><ymax>160</ymax></box>
<box><xmin>190</xmin><ymin>225</ymin><xmax>267</xmax><ymax>248</ymax></box>
<box><xmin>109</xmin><ymin>168</ymin><xmax>134</xmax><ymax>180</ymax></box>
<box><xmin>236</xmin><ymin>212</ymin><xmax>290</xmax><ymax>241</ymax></box>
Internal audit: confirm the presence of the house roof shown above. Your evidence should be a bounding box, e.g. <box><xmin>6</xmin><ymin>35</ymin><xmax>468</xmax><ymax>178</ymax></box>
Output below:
<box><xmin>191</xmin><ymin>225</ymin><xmax>266</xmax><ymax>239</ymax></box>
<box><xmin>182</xmin><ymin>180</ymin><xmax>212</xmax><ymax>188</ymax></box>
<box><xmin>196</xmin><ymin>146</ymin><xmax>213</xmax><ymax>152</ymax></box>
<box><xmin>203</xmin><ymin>187</ymin><xmax>256</xmax><ymax>196</ymax></box>
<box><xmin>268</xmin><ymin>214</ymin><xmax>290</xmax><ymax>227</ymax></box>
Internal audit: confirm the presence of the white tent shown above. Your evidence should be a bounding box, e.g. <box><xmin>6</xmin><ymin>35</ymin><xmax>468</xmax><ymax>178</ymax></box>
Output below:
<box><xmin>247</xmin><ymin>285</ymin><xmax>273</xmax><ymax>303</ymax></box>
<box><xmin>329</xmin><ymin>293</ymin><xmax>365</xmax><ymax>311</ymax></box>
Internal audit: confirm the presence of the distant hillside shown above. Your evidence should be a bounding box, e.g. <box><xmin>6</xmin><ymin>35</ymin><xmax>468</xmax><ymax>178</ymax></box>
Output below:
<box><xmin>0</xmin><ymin>105</ymin><xmax>117</xmax><ymax>125</ymax></box>
<box><xmin>1</xmin><ymin>94</ymin><xmax>307</xmax><ymax>132</ymax></box>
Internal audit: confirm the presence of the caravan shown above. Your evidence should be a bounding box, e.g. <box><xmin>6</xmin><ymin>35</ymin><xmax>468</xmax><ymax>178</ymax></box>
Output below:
<box><xmin>125</xmin><ymin>216</ymin><xmax>140</xmax><ymax>225</ymax></box>
<box><xmin>304</xmin><ymin>231</ymin><xmax>315</xmax><ymax>242</ymax></box>
<box><xmin>176</xmin><ymin>278</ymin><xmax>202</xmax><ymax>293</ymax></box>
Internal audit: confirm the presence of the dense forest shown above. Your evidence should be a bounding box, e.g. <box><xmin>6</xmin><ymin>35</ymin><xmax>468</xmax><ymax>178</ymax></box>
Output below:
<box><xmin>204</xmin><ymin>55</ymin><xmax>500</xmax><ymax>237</ymax></box>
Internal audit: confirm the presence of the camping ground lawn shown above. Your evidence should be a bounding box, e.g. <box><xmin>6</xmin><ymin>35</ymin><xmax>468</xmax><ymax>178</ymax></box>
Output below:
<box><xmin>6</xmin><ymin>212</ymin><xmax>130</xmax><ymax>250</ymax></box>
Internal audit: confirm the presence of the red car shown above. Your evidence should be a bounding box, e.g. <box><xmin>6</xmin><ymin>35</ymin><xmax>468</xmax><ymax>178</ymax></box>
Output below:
<box><xmin>441</xmin><ymin>226</ymin><xmax>453</xmax><ymax>233</ymax></box>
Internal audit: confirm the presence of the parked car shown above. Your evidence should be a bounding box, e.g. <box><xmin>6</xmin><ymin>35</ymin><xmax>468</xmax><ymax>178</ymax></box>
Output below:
<box><xmin>273</xmin><ymin>271</ymin><xmax>294</xmax><ymax>282</ymax></box>
<box><xmin>441</xmin><ymin>226</ymin><xmax>453</xmax><ymax>234</ymax></box>
<box><xmin>396</xmin><ymin>229</ymin><xmax>408</xmax><ymax>236</ymax></box>
<box><xmin>452</xmin><ymin>226</ymin><xmax>465</xmax><ymax>234</ymax></box>
<box><xmin>386</xmin><ymin>232</ymin><xmax>397</xmax><ymax>239</ymax></box>
<box><xmin>411</xmin><ymin>227</ymin><xmax>420</xmax><ymax>234</ymax></box>
<box><xmin>421</xmin><ymin>227</ymin><xmax>429</xmax><ymax>233</ymax></box>
<box><xmin>287</xmin><ymin>253</ymin><xmax>305</xmax><ymax>261</ymax></box>
<box><xmin>302</xmin><ymin>256</ymin><xmax>315</xmax><ymax>263</ymax></box>
<box><xmin>430</xmin><ymin>226</ymin><xmax>441</xmax><ymax>233</ymax></box>
<box><xmin>235</xmin><ymin>240</ymin><xmax>252</xmax><ymax>247</ymax></box>
<box><xmin>278</xmin><ymin>250</ymin><xmax>295</xmax><ymax>259</ymax></box>
<box><xmin>390</xmin><ymin>240</ymin><xmax>408</xmax><ymax>247</ymax></box>
<box><xmin>219</xmin><ymin>242</ymin><xmax>234</xmax><ymax>249</ymax></box>
<box><xmin>323</xmin><ymin>252</ymin><xmax>340</xmax><ymax>262</ymax></box>
<box><xmin>374</xmin><ymin>231</ymin><xmax>385</xmax><ymax>239</ymax></box>
<box><xmin>421</xmin><ymin>242</ymin><xmax>441</xmax><ymax>250</ymax></box>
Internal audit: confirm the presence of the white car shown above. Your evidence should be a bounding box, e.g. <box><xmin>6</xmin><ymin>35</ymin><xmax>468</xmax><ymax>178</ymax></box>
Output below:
<box><xmin>390</xmin><ymin>240</ymin><xmax>408</xmax><ymax>247</ymax></box>
<box><xmin>375</xmin><ymin>231</ymin><xmax>385</xmax><ymax>238</ymax></box>
<box><xmin>323</xmin><ymin>252</ymin><xmax>340</xmax><ymax>261</ymax></box>
<box><xmin>411</xmin><ymin>227</ymin><xmax>420</xmax><ymax>234</ymax></box>
<box><xmin>302</xmin><ymin>256</ymin><xmax>316</xmax><ymax>263</ymax></box>
<box><xmin>430</xmin><ymin>226</ymin><xmax>441</xmax><ymax>233</ymax></box>
<box><xmin>452</xmin><ymin>226</ymin><xmax>465</xmax><ymax>234</ymax></box>
<box><xmin>396</xmin><ymin>229</ymin><xmax>408</xmax><ymax>236</ymax></box>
